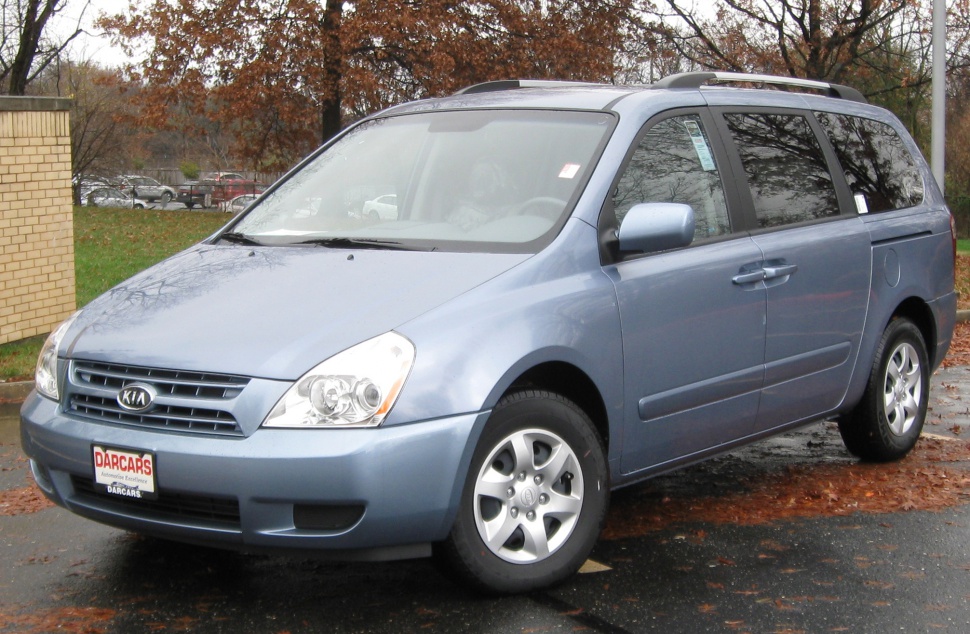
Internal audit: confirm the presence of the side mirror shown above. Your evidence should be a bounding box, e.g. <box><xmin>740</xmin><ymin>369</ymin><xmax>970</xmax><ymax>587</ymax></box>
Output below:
<box><xmin>617</xmin><ymin>202</ymin><xmax>695</xmax><ymax>253</ymax></box>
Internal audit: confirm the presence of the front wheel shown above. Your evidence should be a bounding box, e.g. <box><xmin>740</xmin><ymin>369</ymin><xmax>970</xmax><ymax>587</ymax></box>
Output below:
<box><xmin>838</xmin><ymin>318</ymin><xmax>929</xmax><ymax>462</ymax></box>
<box><xmin>440</xmin><ymin>391</ymin><xmax>608</xmax><ymax>593</ymax></box>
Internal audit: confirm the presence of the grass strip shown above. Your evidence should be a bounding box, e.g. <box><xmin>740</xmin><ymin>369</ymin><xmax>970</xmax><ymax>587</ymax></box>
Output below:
<box><xmin>1</xmin><ymin>208</ymin><xmax>228</xmax><ymax>381</ymax></box>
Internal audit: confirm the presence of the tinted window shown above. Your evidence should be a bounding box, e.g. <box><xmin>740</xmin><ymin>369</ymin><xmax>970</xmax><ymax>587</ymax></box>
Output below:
<box><xmin>724</xmin><ymin>113</ymin><xmax>840</xmax><ymax>228</ymax></box>
<box><xmin>815</xmin><ymin>112</ymin><xmax>924</xmax><ymax>213</ymax></box>
<box><xmin>613</xmin><ymin>114</ymin><xmax>730</xmax><ymax>239</ymax></box>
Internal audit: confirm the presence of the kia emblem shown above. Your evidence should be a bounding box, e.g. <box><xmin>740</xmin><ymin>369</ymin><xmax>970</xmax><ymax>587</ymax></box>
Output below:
<box><xmin>117</xmin><ymin>383</ymin><xmax>157</xmax><ymax>413</ymax></box>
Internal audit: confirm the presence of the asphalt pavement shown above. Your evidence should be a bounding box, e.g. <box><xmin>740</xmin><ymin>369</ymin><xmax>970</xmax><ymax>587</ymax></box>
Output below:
<box><xmin>2</xmin><ymin>366</ymin><xmax>970</xmax><ymax>633</ymax></box>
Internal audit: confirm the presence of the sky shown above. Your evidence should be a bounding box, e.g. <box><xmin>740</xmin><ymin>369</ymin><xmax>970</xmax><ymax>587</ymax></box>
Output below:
<box><xmin>51</xmin><ymin>0</ymin><xmax>138</xmax><ymax>67</ymax></box>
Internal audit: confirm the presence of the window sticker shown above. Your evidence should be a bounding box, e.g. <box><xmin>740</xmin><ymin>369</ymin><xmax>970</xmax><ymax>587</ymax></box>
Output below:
<box><xmin>684</xmin><ymin>119</ymin><xmax>717</xmax><ymax>172</ymax></box>
<box><xmin>558</xmin><ymin>163</ymin><xmax>581</xmax><ymax>179</ymax></box>
<box><xmin>854</xmin><ymin>193</ymin><xmax>869</xmax><ymax>214</ymax></box>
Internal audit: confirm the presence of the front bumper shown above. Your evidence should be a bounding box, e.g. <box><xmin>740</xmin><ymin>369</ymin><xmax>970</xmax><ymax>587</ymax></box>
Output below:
<box><xmin>20</xmin><ymin>393</ymin><xmax>486</xmax><ymax>559</ymax></box>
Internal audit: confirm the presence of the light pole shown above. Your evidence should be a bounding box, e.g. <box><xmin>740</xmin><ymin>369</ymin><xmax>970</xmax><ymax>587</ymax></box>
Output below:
<box><xmin>932</xmin><ymin>0</ymin><xmax>946</xmax><ymax>194</ymax></box>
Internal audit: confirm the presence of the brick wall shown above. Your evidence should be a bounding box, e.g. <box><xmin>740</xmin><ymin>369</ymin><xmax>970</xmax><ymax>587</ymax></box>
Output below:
<box><xmin>0</xmin><ymin>97</ymin><xmax>75</xmax><ymax>345</ymax></box>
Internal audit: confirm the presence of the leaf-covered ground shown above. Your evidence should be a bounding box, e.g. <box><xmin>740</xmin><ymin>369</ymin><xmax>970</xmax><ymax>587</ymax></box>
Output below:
<box><xmin>603</xmin><ymin>432</ymin><xmax>970</xmax><ymax>540</ymax></box>
<box><xmin>957</xmin><ymin>253</ymin><xmax>970</xmax><ymax>311</ymax></box>
<box><xmin>943</xmin><ymin>321</ymin><xmax>970</xmax><ymax>367</ymax></box>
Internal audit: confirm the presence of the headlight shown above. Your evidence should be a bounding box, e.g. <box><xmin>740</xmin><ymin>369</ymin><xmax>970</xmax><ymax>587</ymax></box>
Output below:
<box><xmin>35</xmin><ymin>312</ymin><xmax>79</xmax><ymax>401</ymax></box>
<box><xmin>263</xmin><ymin>332</ymin><xmax>415</xmax><ymax>428</ymax></box>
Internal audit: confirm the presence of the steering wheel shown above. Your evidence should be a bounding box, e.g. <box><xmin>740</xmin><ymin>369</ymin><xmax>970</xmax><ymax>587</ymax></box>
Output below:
<box><xmin>517</xmin><ymin>196</ymin><xmax>567</xmax><ymax>220</ymax></box>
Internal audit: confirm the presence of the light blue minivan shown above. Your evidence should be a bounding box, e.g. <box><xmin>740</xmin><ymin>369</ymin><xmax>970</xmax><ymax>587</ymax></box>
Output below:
<box><xmin>21</xmin><ymin>73</ymin><xmax>956</xmax><ymax>592</ymax></box>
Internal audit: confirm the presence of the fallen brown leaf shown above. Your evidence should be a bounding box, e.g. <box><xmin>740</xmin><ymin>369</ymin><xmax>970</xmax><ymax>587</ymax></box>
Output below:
<box><xmin>0</xmin><ymin>483</ymin><xmax>54</xmax><ymax>516</ymax></box>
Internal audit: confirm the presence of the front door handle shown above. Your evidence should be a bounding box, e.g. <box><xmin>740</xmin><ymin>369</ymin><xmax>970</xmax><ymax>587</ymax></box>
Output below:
<box><xmin>732</xmin><ymin>270</ymin><xmax>765</xmax><ymax>285</ymax></box>
<box><xmin>762</xmin><ymin>264</ymin><xmax>798</xmax><ymax>280</ymax></box>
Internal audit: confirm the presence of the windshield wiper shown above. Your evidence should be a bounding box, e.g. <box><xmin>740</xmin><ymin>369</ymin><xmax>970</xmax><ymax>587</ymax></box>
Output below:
<box><xmin>295</xmin><ymin>237</ymin><xmax>418</xmax><ymax>251</ymax></box>
<box><xmin>218</xmin><ymin>232</ymin><xmax>265</xmax><ymax>246</ymax></box>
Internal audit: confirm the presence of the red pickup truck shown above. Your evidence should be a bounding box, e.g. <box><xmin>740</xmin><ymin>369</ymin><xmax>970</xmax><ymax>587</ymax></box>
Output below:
<box><xmin>177</xmin><ymin>172</ymin><xmax>265</xmax><ymax>209</ymax></box>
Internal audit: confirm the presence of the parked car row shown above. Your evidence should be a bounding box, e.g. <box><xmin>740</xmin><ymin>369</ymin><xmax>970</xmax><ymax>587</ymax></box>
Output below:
<box><xmin>75</xmin><ymin>174</ymin><xmax>174</xmax><ymax>209</ymax></box>
<box><xmin>75</xmin><ymin>173</ymin><xmax>264</xmax><ymax>211</ymax></box>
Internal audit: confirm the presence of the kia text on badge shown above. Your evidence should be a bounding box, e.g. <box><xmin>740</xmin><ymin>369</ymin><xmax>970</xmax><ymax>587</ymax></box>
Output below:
<box><xmin>117</xmin><ymin>384</ymin><xmax>156</xmax><ymax>412</ymax></box>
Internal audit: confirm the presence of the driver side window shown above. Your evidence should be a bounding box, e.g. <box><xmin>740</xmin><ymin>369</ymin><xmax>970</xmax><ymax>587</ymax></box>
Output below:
<box><xmin>613</xmin><ymin>114</ymin><xmax>730</xmax><ymax>239</ymax></box>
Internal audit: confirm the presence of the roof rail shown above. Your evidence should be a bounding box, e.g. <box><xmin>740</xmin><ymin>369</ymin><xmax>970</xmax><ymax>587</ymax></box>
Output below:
<box><xmin>455</xmin><ymin>79</ymin><xmax>602</xmax><ymax>95</ymax></box>
<box><xmin>653</xmin><ymin>71</ymin><xmax>867</xmax><ymax>104</ymax></box>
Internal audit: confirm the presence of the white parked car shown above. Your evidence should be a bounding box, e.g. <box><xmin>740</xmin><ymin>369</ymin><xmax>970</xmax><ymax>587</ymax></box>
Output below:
<box><xmin>222</xmin><ymin>194</ymin><xmax>259</xmax><ymax>214</ymax></box>
<box><xmin>361</xmin><ymin>194</ymin><xmax>398</xmax><ymax>220</ymax></box>
<box><xmin>82</xmin><ymin>187</ymin><xmax>144</xmax><ymax>209</ymax></box>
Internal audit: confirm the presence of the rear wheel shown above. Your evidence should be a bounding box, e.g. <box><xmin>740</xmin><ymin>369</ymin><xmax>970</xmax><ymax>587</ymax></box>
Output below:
<box><xmin>838</xmin><ymin>318</ymin><xmax>929</xmax><ymax>462</ymax></box>
<box><xmin>441</xmin><ymin>390</ymin><xmax>607</xmax><ymax>593</ymax></box>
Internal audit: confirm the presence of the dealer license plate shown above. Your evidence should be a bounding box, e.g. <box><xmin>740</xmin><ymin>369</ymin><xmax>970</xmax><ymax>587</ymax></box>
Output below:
<box><xmin>92</xmin><ymin>445</ymin><xmax>157</xmax><ymax>500</ymax></box>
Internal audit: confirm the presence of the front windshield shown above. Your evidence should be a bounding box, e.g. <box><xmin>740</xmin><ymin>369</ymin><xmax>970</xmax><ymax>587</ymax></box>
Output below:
<box><xmin>231</xmin><ymin>109</ymin><xmax>614</xmax><ymax>252</ymax></box>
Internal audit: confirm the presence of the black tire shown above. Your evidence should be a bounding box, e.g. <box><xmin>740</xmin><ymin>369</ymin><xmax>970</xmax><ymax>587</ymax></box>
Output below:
<box><xmin>185</xmin><ymin>202</ymin><xmax>195</xmax><ymax>210</ymax></box>
<box><xmin>161</xmin><ymin>191</ymin><xmax>173</xmax><ymax>204</ymax></box>
<box><xmin>838</xmin><ymin>318</ymin><xmax>929</xmax><ymax>462</ymax></box>
<box><xmin>440</xmin><ymin>390</ymin><xmax>608</xmax><ymax>593</ymax></box>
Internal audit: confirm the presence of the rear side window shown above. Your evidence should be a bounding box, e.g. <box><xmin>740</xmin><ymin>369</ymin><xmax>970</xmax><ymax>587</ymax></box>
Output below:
<box><xmin>815</xmin><ymin>112</ymin><xmax>924</xmax><ymax>213</ymax></box>
<box><xmin>724</xmin><ymin>113</ymin><xmax>840</xmax><ymax>228</ymax></box>
<box><xmin>612</xmin><ymin>114</ymin><xmax>731</xmax><ymax>239</ymax></box>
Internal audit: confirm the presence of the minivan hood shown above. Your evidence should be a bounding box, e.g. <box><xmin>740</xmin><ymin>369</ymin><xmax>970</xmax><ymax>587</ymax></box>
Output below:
<box><xmin>67</xmin><ymin>244</ymin><xmax>529</xmax><ymax>380</ymax></box>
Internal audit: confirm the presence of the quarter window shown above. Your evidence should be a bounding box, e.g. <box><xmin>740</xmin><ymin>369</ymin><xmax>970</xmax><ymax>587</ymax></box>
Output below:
<box><xmin>724</xmin><ymin>113</ymin><xmax>840</xmax><ymax>228</ymax></box>
<box><xmin>612</xmin><ymin>114</ymin><xmax>730</xmax><ymax>239</ymax></box>
<box><xmin>815</xmin><ymin>112</ymin><xmax>924</xmax><ymax>213</ymax></box>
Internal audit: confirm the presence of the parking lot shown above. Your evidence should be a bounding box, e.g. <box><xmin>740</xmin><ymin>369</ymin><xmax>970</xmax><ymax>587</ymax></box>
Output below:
<box><xmin>3</xmin><ymin>365</ymin><xmax>970</xmax><ymax>633</ymax></box>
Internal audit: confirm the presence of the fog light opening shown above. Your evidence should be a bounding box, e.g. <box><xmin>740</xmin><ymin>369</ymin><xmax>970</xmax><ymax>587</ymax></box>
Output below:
<box><xmin>29</xmin><ymin>459</ymin><xmax>54</xmax><ymax>494</ymax></box>
<box><xmin>293</xmin><ymin>504</ymin><xmax>365</xmax><ymax>531</ymax></box>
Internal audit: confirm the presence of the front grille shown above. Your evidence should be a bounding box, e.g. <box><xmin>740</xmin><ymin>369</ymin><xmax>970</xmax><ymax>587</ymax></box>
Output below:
<box><xmin>74</xmin><ymin>361</ymin><xmax>248</xmax><ymax>398</ymax></box>
<box><xmin>71</xmin><ymin>475</ymin><xmax>241</xmax><ymax>528</ymax></box>
<box><xmin>68</xmin><ymin>361</ymin><xmax>249</xmax><ymax>436</ymax></box>
<box><xmin>69</xmin><ymin>393</ymin><xmax>242</xmax><ymax>435</ymax></box>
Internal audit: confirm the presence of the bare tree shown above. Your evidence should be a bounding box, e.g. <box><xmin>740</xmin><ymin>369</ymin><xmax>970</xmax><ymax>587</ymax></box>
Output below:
<box><xmin>31</xmin><ymin>58</ymin><xmax>138</xmax><ymax>200</ymax></box>
<box><xmin>643</xmin><ymin>0</ymin><xmax>970</xmax><ymax>147</ymax></box>
<box><xmin>1</xmin><ymin>0</ymin><xmax>88</xmax><ymax>95</ymax></box>
<box><xmin>646</xmin><ymin>0</ymin><xmax>912</xmax><ymax>82</ymax></box>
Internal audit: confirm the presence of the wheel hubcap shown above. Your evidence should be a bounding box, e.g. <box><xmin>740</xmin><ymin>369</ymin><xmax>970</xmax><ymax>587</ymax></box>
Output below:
<box><xmin>883</xmin><ymin>341</ymin><xmax>922</xmax><ymax>436</ymax></box>
<box><xmin>472</xmin><ymin>428</ymin><xmax>584</xmax><ymax>564</ymax></box>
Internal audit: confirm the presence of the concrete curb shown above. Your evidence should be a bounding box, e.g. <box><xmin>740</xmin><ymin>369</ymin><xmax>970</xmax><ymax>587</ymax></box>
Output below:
<box><xmin>0</xmin><ymin>380</ymin><xmax>32</xmax><ymax>403</ymax></box>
